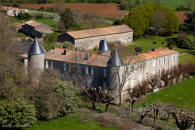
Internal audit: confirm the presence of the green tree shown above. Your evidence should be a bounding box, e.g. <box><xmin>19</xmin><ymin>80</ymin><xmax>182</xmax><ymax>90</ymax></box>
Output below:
<box><xmin>0</xmin><ymin>98</ymin><xmax>37</xmax><ymax>128</ymax></box>
<box><xmin>59</xmin><ymin>8</ymin><xmax>74</xmax><ymax>31</ymax></box>
<box><xmin>121</xmin><ymin>2</ymin><xmax>179</xmax><ymax>37</ymax></box>
<box><xmin>43</xmin><ymin>32</ymin><xmax>58</xmax><ymax>51</ymax></box>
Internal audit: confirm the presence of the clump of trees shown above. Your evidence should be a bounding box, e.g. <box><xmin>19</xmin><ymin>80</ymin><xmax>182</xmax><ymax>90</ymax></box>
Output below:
<box><xmin>121</xmin><ymin>2</ymin><xmax>179</xmax><ymax>37</ymax></box>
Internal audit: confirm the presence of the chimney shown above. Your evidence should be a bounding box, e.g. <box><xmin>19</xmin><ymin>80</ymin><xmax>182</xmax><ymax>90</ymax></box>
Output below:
<box><xmin>151</xmin><ymin>48</ymin><xmax>156</xmax><ymax>52</ymax></box>
<box><xmin>53</xmin><ymin>45</ymin><xmax>56</xmax><ymax>49</ymax></box>
<box><xmin>63</xmin><ymin>50</ymin><xmax>67</xmax><ymax>55</ymax></box>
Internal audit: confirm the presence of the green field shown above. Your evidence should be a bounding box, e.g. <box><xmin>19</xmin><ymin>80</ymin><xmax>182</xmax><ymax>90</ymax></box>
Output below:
<box><xmin>146</xmin><ymin>78</ymin><xmax>195</xmax><ymax>112</ymax></box>
<box><xmin>140</xmin><ymin>0</ymin><xmax>195</xmax><ymax>10</ymax></box>
<box><xmin>26</xmin><ymin>113</ymin><xmax>116</xmax><ymax>130</ymax></box>
<box><xmin>179</xmin><ymin>53</ymin><xmax>195</xmax><ymax>64</ymax></box>
<box><xmin>127</xmin><ymin>36</ymin><xmax>191</xmax><ymax>54</ymax></box>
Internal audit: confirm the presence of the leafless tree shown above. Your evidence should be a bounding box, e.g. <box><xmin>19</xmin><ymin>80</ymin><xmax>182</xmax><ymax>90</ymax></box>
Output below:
<box><xmin>151</xmin><ymin>103</ymin><xmax>162</xmax><ymax>127</ymax></box>
<box><xmin>82</xmin><ymin>86</ymin><xmax>102</xmax><ymax>110</ymax></box>
<box><xmin>138</xmin><ymin>103</ymin><xmax>151</xmax><ymax>123</ymax></box>
<box><xmin>171</xmin><ymin>109</ymin><xmax>195</xmax><ymax>130</ymax></box>
<box><xmin>127</xmin><ymin>88</ymin><xmax>137</xmax><ymax>117</ymax></box>
<box><xmin>0</xmin><ymin>14</ymin><xmax>25</xmax><ymax>101</ymax></box>
<box><xmin>148</xmin><ymin>75</ymin><xmax>159</xmax><ymax>92</ymax></box>
<box><xmin>100</xmin><ymin>87</ymin><xmax>115</xmax><ymax>112</ymax></box>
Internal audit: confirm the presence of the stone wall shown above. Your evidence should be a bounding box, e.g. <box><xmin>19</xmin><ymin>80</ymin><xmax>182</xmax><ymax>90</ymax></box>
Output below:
<box><xmin>74</xmin><ymin>32</ymin><xmax>133</xmax><ymax>50</ymax></box>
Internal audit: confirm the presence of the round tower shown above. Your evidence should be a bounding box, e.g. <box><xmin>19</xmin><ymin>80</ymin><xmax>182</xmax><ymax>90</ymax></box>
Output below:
<box><xmin>98</xmin><ymin>40</ymin><xmax>110</xmax><ymax>56</ymax></box>
<box><xmin>107</xmin><ymin>49</ymin><xmax>124</xmax><ymax>103</ymax></box>
<box><xmin>28</xmin><ymin>38</ymin><xmax>45</xmax><ymax>81</ymax></box>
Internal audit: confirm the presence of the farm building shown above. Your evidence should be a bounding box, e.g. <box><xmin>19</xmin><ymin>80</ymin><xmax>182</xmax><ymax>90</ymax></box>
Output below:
<box><xmin>0</xmin><ymin>6</ymin><xmax>28</xmax><ymax>16</ymax></box>
<box><xmin>58</xmin><ymin>24</ymin><xmax>133</xmax><ymax>50</ymax></box>
<box><xmin>20</xmin><ymin>20</ymin><xmax>53</xmax><ymax>38</ymax></box>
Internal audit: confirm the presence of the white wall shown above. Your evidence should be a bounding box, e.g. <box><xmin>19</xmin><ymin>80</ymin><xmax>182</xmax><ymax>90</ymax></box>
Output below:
<box><xmin>75</xmin><ymin>32</ymin><xmax>133</xmax><ymax>50</ymax></box>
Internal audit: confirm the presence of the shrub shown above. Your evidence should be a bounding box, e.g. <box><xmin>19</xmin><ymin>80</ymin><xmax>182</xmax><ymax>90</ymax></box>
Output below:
<box><xmin>43</xmin><ymin>32</ymin><xmax>58</xmax><ymax>51</ymax></box>
<box><xmin>62</xmin><ymin>41</ymin><xmax>74</xmax><ymax>49</ymax></box>
<box><xmin>167</xmin><ymin>39</ymin><xmax>176</xmax><ymax>47</ymax></box>
<box><xmin>0</xmin><ymin>98</ymin><xmax>36</xmax><ymax>128</ymax></box>
<box><xmin>176</xmin><ymin>34</ymin><xmax>195</xmax><ymax>49</ymax></box>
<box><xmin>135</xmin><ymin>46</ymin><xmax>142</xmax><ymax>53</ymax></box>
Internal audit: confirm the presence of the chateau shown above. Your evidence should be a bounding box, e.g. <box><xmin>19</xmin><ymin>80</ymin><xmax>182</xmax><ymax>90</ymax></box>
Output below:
<box><xmin>21</xmin><ymin>38</ymin><xmax>179</xmax><ymax>103</ymax></box>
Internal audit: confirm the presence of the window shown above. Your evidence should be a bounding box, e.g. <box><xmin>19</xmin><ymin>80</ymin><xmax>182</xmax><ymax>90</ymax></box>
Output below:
<box><xmin>45</xmin><ymin>60</ymin><xmax>48</xmax><ymax>69</ymax></box>
<box><xmin>158</xmin><ymin>69</ymin><xmax>160</xmax><ymax>76</ymax></box>
<box><xmin>86</xmin><ymin>66</ymin><xmax>88</xmax><ymax>75</ymax></box>
<box><xmin>91</xmin><ymin>66</ymin><xmax>94</xmax><ymax>76</ymax></box>
<box><xmin>104</xmin><ymin>69</ymin><xmax>107</xmax><ymax>78</ymax></box>
<box><xmin>50</xmin><ymin>61</ymin><xmax>53</xmax><ymax>69</ymax></box>
<box><xmin>173</xmin><ymin>56</ymin><xmax>175</xmax><ymax>61</ymax></box>
<box><xmin>68</xmin><ymin>64</ymin><xmax>71</xmax><ymax>72</ymax></box>
<box><xmin>63</xmin><ymin>63</ymin><xmax>66</xmax><ymax>72</ymax></box>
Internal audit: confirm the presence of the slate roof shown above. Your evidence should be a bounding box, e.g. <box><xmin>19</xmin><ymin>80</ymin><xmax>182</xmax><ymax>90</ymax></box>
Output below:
<box><xmin>107</xmin><ymin>49</ymin><xmax>124</xmax><ymax>67</ymax></box>
<box><xmin>66</xmin><ymin>24</ymin><xmax>133</xmax><ymax>39</ymax></box>
<box><xmin>28</xmin><ymin>38</ymin><xmax>45</xmax><ymax>55</ymax></box>
<box><xmin>24</xmin><ymin>20</ymin><xmax>53</xmax><ymax>33</ymax></box>
<box><xmin>14</xmin><ymin>40</ymin><xmax>33</xmax><ymax>54</ymax></box>
<box><xmin>98</xmin><ymin>40</ymin><xmax>109</xmax><ymax>53</ymax></box>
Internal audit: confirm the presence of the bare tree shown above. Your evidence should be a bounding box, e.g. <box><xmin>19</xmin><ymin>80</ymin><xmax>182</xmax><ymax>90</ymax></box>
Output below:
<box><xmin>151</xmin><ymin>103</ymin><xmax>162</xmax><ymax>127</ymax></box>
<box><xmin>171</xmin><ymin>109</ymin><xmax>195</xmax><ymax>130</ymax></box>
<box><xmin>100</xmin><ymin>87</ymin><xmax>115</xmax><ymax>112</ymax></box>
<box><xmin>82</xmin><ymin>86</ymin><xmax>102</xmax><ymax>110</ymax></box>
<box><xmin>138</xmin><ymin>103</ymin><xmax>151</xmax><ymax>123</ymax></box>
<box><xmin>148</xmin><ymin>75</ymin><xmax>159</xmax><ymax>92</ymax></box>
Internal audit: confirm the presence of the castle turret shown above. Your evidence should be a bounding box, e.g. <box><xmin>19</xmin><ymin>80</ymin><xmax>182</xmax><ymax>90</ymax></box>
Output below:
<box><xmin>98</xmin><ymin>40</ymin><xmax>110</xmax><ymax>56</ymax></box>
<box><xmin>28</xmin><ymin>38</ymin><xmax>45</xmax><ymax>81</ymax></box>
<box><xmin>107</xmin><ymin>49</ymin><xmax>124</xmax><ymax>103</ymax></box>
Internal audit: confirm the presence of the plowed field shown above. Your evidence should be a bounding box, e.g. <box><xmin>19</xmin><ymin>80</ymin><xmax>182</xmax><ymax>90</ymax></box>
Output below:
<box><xmin>20</xmin><ymin>3</ymin><xmax>128</xmax><ymax>19</ymax></box>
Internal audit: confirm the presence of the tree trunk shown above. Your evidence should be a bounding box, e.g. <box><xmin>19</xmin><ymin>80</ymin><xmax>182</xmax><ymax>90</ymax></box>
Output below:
<box><xmin>105</xmin><ymin>103</ymin><xmax>109</xmax><ymax>112</ymax></box>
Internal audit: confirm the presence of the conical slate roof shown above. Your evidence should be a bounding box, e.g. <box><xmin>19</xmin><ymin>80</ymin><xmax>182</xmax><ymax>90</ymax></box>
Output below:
<box><xmin>28</xmin><ymin>38</ymin><xmax>45</xmax><ymax>55</ymax></box>
<box><xmin>107</xmin><ymin>49</ymin><xmax>124</xmax><ymax>67</ymax></box>
<box><xmin>98</xmin><ymin>40</ymin><xmax>109</xmax><ymax>53</ymax></box>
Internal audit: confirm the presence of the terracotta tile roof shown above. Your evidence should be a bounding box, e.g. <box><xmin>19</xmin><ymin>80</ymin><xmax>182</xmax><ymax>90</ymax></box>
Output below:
<box><xmin>66</xmin><ymin>24</ymin><xmax>133</xmax><ymax>39</ymax></box>
<box><xmin>45</xmin><ymin>48</ymin><xmax>110</xmax><ymax>67</ymax></box>
<box><xmin>45</xmin><ymin>48</ymin><xmax>178</xmax><ymax>67</ymax></box>
<box><xmin>25</xmin><ymin>20</ymin><xmax>44</xmax><ymax>27</ymax></box>
<box><xmin>124</xmin><ymin>48</ymin><xmax>178</xmax><ymax>64</ymax></box>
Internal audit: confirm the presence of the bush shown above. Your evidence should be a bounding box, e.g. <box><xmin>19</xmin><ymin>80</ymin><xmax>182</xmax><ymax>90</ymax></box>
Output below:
<box><xmin>43</xmin><ymin>32</ymin><xmax>58</xmax><ymax>51</ymax></box>
<box><xmin>135</xmin><ymin>46</ymin><xmax>142</xmax><ymax>53</ymax></box>
<box><xmin>167</xmin><ymin>38</ymin><xmax>176</xmax><ymax>47</ymax></box>
<box><xmin>0</xmin><ymin>98</ymin><xmax>36</xmax><ymax>128</ymax></box>
<box><xmin>177</xmin><ymin>35</ymin><xmax>195</xmax><ymax>49</ymax></box>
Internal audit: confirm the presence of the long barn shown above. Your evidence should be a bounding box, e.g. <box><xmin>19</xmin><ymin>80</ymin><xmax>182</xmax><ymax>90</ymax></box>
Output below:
<box><xmin>58</xmin><ymin>24</ymin><xmax>133</xmax><ymax>50</ymax></box>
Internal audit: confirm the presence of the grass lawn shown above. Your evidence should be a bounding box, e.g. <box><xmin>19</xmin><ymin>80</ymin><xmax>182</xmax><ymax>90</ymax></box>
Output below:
<box><xmin>126</xmin><ymin>36</ymin><xmax>191</xmax><ymax>54</ymax></box>
<box><xmin>146</xmin><ymin>78</ymin><xmax>195</xmax><ymax>112</ymax></box>
<box><xmin>27</xmin><ymin>113</ymin><xmax>117</xmax><ymax>130</ymax></box>
<box><xmin>179</xmin><ymin>53</ymin><xmax>195</xmax><ymax>64</ymax></box>
<box><xmin>139</xmin><ymin>0</ymin><xmax>195</xmax><ymax>10</ymax></box>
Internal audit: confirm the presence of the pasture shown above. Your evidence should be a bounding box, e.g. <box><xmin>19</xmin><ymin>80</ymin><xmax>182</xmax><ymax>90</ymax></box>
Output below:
<box><xmin>146</xmin><ymin>77</ymin><xmax>195</xmax><ymax>112</ymax></box>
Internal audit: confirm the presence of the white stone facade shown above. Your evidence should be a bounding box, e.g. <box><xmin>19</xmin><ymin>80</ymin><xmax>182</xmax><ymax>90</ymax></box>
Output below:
<box><xmin>75</xmin><ymin>32</ymin><xmax>133</xmax><ymax>50</ymax></box>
